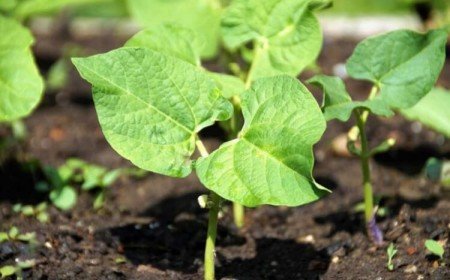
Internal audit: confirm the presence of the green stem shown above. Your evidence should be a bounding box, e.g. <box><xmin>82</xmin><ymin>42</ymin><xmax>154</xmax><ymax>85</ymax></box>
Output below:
<box><xmin>204</xmin><ymin>192</ymin><xmax>221</xmax><ymax>280</ymax></box>
<box><xmin>245</xmin><ymin>42</ymin><xmax>264</xmax><ymax>89</ymax></box>
<box><xmin>355</xmin><ymin>110</ymin><xmax>373</xmax><ymax>224</ymax></box>
<box><xmin>196</xmin><ymin>139</ymin><xmax>222</xmax><ymax>280</ymax></box>
<box><xmin>233</xmin><ymin>202</ymin><xmax>244</xmax><ymax>228</ymax></box>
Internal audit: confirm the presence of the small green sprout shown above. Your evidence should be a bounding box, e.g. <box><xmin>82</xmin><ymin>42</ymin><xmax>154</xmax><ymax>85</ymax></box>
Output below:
<box><xmin>0</xmin><ymin>259</ymin><xmax>36</xmax><ymax>280</ymax></box>
<box><xmin>386</xmin><ymin>243</ymin><xmax>398</xmax><ymax>271</ymax></box>
<box><xmin>425</xmin><ymin>239</ymin><xmax>445</xmax><ymax>259</ymax></box>
<box><xmin>13</xmin><ymin>202</ymin><xmax>49</xmax><ymax>223</ymax></box>
<box><xmin>38</xmin><ymin>158</ymin><xmax>138</xmax><ymax>210</ymax></box>
<box><xmin>0</xmin><ymin>226</ymin><xmax>37</xmax><ymax>244</ymax></box>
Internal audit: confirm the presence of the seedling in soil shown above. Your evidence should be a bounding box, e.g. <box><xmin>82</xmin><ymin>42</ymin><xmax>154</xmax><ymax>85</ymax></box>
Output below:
<box><xmin>386</xmin><ymin>243</ymin><xmax>397</xmax><ymax>271</ymax></box>
<box><xmin>309</xmin><ymin>28</ymin><xmax>447</xmax><ymax>244</ymax></box>
<box><xmin>0</xmin><ymin>259</ymin><xmax>35</xmax><ymax>280</ymax></box>
<box><xmin>425</xmin><ymin>239</ymin><xmax>445</xmax><ymax>259</ymax></box>
<box><xmin>37</xmin><ymin>158</ymin><xmax>130</xmax><ymax>210</ymax></box>
<box><xmin>0</xmin><ymin>227</ymin><xmax>37</xmax><ymax>244</ymax></box>
<box><xmin>13</xmin><ymin>202</ymin><xmax>49</xmax><ymax>223</ymax></box>
<box><xmin>72</xmin><ymin>1</ymin><xmax>330</xmax><ymax>275</ymax></box>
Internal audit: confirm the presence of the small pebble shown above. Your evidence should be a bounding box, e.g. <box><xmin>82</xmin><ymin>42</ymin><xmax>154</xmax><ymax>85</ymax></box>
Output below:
<box><xmin>404</xmin><ymin>264</ymin><xmax>417</xmax><ymax>274</ymax></box>
<box><xmin>406</xmin><ymin>247</ymin><xmax>417</xmax><ymax>255</ymax></box>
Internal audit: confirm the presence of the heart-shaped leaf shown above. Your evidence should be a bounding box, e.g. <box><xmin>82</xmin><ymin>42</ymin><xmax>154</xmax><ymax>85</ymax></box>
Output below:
<box><xmin>0</xmin><ymin>16</ymin><xmax>43</xmax><ymax>122</ymax></box>
<box><xmin>196</xmin><ymin>75</ymin><xmax>328</xmax><ymax>207</ymax></box>
<box><xmin>346</xmin><ymin>29</ymin><xmax>447</xmax><ymax>109</ymax></box>
<box><xmin>72</xmin><ymin>48</ymin><xmax>233</xmax><ymax>177</ymax></box>
<box><xmin>222</xmin><ymin>0</ymin><xmax>322</xmax><ymax>80</ymax></box>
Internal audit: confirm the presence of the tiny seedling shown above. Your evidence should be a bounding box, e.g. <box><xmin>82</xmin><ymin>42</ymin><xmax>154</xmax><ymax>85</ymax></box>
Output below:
<box><xmin>72</xmin><ymin>1</ymin><xmax>331</xmax><ymax>277</ymax></box>
<box><xmin>0</xmin><ymin>259</ymin><xmax>35</xmax><ymax>280</ymax></box>
<box><xmin>0</xmin><ymin>226</ymin><xmax>37</xmax><ymax>244</ymax></box>
<box><xmin>37</xmin><ymin>158</ymin><xmax>129</xmax><ymax>210</ymax></box>
<box><xmin>309</xmin><ymin>28</ymin><xmax>447</xmax><ymax>244</ymax></box>
<box><xmin>386</xmin><ymin>243</ymin><xmax>397</xmax><ymax>271</ymax></box>
<box><xmin>13</xmin><ymin>202</ymin><xmax>49</xmax><ymax>223</ymax></box>
<box><xmin>425</xmin><ymin>239</ymin><xmax>445</xmax><ymax>259</ymax></box>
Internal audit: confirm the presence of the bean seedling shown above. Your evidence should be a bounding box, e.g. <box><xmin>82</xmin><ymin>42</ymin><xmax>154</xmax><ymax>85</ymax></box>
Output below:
<box><xmin>309</xmin><ymin>28</ymin><xmax>447</xmax><ymax>243</ymax></box>
<box><xmin>386</xmin><ymin>243</ymin><xmax>397</xmax><ymax>271</ymax></box>
<box><xmin>72</xmin><ymin>1</ymin><xmax>330</xmax><ymax>277</ymax></box>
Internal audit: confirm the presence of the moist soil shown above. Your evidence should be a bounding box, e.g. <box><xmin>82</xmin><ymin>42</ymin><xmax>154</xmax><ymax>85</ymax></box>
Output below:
<box><xmin>1</xmin><ymin>29</ymin><xmax>450</xmax><ymax>280</ymax></box>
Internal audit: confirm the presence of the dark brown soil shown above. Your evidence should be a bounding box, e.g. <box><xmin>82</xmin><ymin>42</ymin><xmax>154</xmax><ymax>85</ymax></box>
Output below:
<box><xmin>0</xmin><ymin>28</ymin><xmax>450</xmax><ymax>280</ymax></box>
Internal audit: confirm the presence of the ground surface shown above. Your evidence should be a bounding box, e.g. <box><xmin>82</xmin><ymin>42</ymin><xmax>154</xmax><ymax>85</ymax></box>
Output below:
<box><xmin>0</xmin><ymin>32</ymin><xmax>450</xmax><ymax>280</ymax></box>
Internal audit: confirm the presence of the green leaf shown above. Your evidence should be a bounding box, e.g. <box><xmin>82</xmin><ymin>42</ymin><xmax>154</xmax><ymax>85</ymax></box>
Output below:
<box><xmin>0</xmin><ymin>0</ymin><xmax>17</xmax><ymax>12</ymax></box>
<box><xmin>8</xmin><ymin>227</ymin><xmax>19</xmax><ymax>239</ymax></box>
<box><xmin>125</xmin><ymin>24</ymin><xmax>202</xmax><ymax>66</ymax></box>
<box><xmin>0</xmin><ymin>266</ymin><xmax>16</xmax><ymax>278</ymax></box>
<box><xmin>0</xmin><ymin>233</ymin><xmax>9</xmax><ymax>243</ymax></box>
<box><xmin>93</xmin><ymin>191</ymin><xmax>105</xmax><ymax>210</ymax></box>
<box><xmin>50</xmin><ymin>185</ymin><xmax>77</xmax><ymax>210</ymax></box>
<box><xmin>127</xmin><ymin>0</ymin><xmax>222</xmax><ymax>58</ymax></box>
<box><xmin>72</xmin><ymin>48</ymin><xmax>233</xmax><ymax>177</ymax></box>
<box><xmin>0</xmin><ymin>16</ymin><xmax>43</xmax><ymax>122</ymax></box>
<box><xmin>400</xmin><ymin>87</ymin><xmax>450</xmax><ymax>138</ymax></box>
<box><xmin>308</xmin><ymin>75</ymin><xmax>393</xmax><ymax>121</ymax></box>
<box><xmin>196</xmin><ymin>75</ymin><xmax>328</xmax><ymax>207</ymax></box>
<box><xmin>12</xmin><ymin>0</ymin><xmax>105</xmax><ymax>20</ymax></box>
<box><xmin>346</xmin><ymin>29</ymin><xmax>447</xmax><ymax>109</ymax></box>
<box><xmin>209</xmin><ymin>73</ymin><xmax>245</xmax><ymax>99</ymax></box>
<box><xmin>425</xmin><ymin>239</ymin><xmax>445</xmax><ymax>259</ymax></box>
<box><xmin>221</xmin><ymin>0</ymin><xmax>322</xmax><ymax>80</ymax></box>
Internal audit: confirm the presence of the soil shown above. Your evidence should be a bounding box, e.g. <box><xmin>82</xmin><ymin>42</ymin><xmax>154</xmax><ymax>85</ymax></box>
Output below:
<box><xmin>1</xmin><ymin>27</ymin><xmax>450</xmax><ymax>280</ymax></box>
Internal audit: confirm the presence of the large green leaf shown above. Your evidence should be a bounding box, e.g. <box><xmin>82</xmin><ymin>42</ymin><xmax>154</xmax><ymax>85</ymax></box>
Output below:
<box><xmin>308</xmin><ymin>75</ymin><xmax>393</xmax><ymax>121</ymax></box>
<box><xmin>72</xmin><ymin>48</ymin><xmax>232</xmax><ymax>177</ymax></box>
<box><xmin>346</xmin><ymin>29</ymin><xmax>447</xmax><ymax>109</ymax></box>
<box><xmin>196</xmin><ymin>76</ymin><xmax>328</xmax><ymax>207</ymax></box>
<box><xmin>125</xmin><ymin>24</ymin><xmax>202</xmax><ymax>66</ymax></box>
<box><xmin>127</xmin><ymin>0</ymin><xmax>222</xmax><ymax>58</ymax></box>
<box><xmin>400</xmin><ymin>87</ymin><xmax>450</xmax><ymax>138</ymax></box>
<box><xmin>221</xmin><ymin>0</ymin><xmax>323</xmax><ymax>80</ymax></box>
<box><xmin>0</xmin><ymin>16</ymin><xmax>43</xmax><ymax>122</ymax></box>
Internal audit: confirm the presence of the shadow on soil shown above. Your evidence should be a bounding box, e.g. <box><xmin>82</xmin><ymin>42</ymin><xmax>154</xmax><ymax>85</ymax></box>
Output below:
<box><xmin>314</xmin><ymin>194</ymin><xmax>440</xmax><ymax>238</ymax></box>
<box><xmin>374</xmin><ymin>144</ymin><xmax>450</xmax><ymax>176</ymax></box>
<box><xmin>0</xmin><ymin>157</ymin><xmax>47</xmax><ymax>205</ymax></box>
<box><xmin>103</xmin><ymin>192</ymin><xmax>246</xmax><ymax>273</ymax></box>
<box><xmin>217</xmin><ymin>238</ymin><xmax>330</xmax><ymax>280</ymax></box>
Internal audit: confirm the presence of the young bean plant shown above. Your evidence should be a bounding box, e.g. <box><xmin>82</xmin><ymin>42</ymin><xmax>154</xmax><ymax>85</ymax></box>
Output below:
<box><xmin>309</xmin><ymin>28</ymin><xmax>447</xmax><ymax>244</ymax></box>
<box><xmin>72</xmin><ymin>1</ymin><xmax>330</xmax><ymax>278</ymax></box>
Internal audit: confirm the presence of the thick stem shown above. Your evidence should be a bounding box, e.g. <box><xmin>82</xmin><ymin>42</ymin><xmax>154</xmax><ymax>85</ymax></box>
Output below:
<box><xmin>233</xmin><ymin>202</ymin><xmax>244</xmax><ymax>228</ymax></box>
<box><xmin>196</xmin><ymin>139</ymin><xmax>221</xmax><ymax>280</ymax></box>
<box><xmin>355</xmin><ymin>110</ymin><xmax>373</xmax><ymax>224</ymax></box>
<box><xmin>204</xmin><ymin>192</ymin><xmax>221</xmax><ymax>280</ymax></box>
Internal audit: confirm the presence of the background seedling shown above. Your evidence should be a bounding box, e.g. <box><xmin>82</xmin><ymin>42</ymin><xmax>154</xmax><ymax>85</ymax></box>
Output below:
<box><xmin>0</xmin><ymin>227</ymin><xmax>37</xmax><ymax>244</ymax></box>
<box><xmin>309</xmin><ymin>28</ymin><xmax>447</xmax><ymax>244</ymax></box>
<box><xmin>13</xmin><ymin>202</ymin><xmax>49</xmax><ymax>223</ymax></box>
<box><xmin>425</xmin><ymin>239</ymin><xmax>445</xmax><ymax>259</ymax></box>
<box><xmin>386</xmin><ymin>243</ymin><xmax>397</xmax><ymax>271</ymax></box>
<box><xmin>37</xmin><ymin>158</ymin><xmax>135</xmax><ymax>210</ymax></box>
